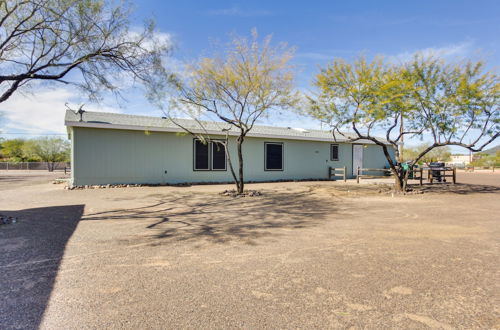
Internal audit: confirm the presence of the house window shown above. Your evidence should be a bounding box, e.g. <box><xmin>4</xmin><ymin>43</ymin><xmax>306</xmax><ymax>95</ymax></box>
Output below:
<box><xmin>212</xmin><ymin>142</ymin><xmax>227</xmax><ymax>170</ymax></box>
<box><xmin>331</xmin><ymin>144</ymin><xmax>339</xmax><ymax>161</ymax></box>
<box><xmin>194</xmin><ymin>139</ymin><xmax>210</xmax><ymax>170</ymax></box>
<box><xmin>265</xmin><ymin>142</ymin><xmax>284</xmax><ymax>171</ymax></box>
<box><xmin>193</xmin><ymin>139</ymin><xmax>227</xmax><ymax>171</ymax></box>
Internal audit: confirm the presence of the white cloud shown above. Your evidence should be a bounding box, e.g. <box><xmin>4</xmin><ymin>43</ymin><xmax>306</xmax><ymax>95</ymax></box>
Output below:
<box><xmin>205</xmin><ymin>6</ymin><xmax>272</xmax><ymax>17</ymax></box>
<box><xmin>127</xmin><ymin>27</ymin><xmax>174</xmax><ymax>51</ymax></box>
<box><xmin>0</xmin><ymin>86</ymin><xmax>122</xmax><ymax>135</ymax></box>
<box><xmin>389</xmin><ymin>41</ymin><xmax>474</xmax><ymax>63</ymax></box>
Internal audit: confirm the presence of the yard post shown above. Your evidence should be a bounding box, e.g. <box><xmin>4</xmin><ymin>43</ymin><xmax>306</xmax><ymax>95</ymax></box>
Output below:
<box><xmin>453</xmin><ymin>167</ymin><xmax>456</xmax><ymax>184</ymax></box>
<box><xmin>6</xmin><ymin>162</ymin><xmax>8</xmax><ymax>171</ymax></box>
<box><xmin>356</xmin><ymin>167</ymin><xmax>360</xmax><ymax>184</ymax></box>
<box><xmin>419</xmin><ymin>168</ymin><xmax>423</xmax><ymax>186</ymax></box>
<box><xmin>343</xmin><ymin>166</ymin><xmax>347</xmax><ymax>182</ymax></box>
<box><xmin>328</xmin><ymin>166</ymin><xmax>332</xmax><ymax>180</ymax></box>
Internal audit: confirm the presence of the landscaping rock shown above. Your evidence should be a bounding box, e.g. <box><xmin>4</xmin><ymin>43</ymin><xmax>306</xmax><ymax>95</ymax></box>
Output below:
<box><xmin>219</xmin><ymin>189</ymin><xmax>262</xmax><ymax>197</ymax></box>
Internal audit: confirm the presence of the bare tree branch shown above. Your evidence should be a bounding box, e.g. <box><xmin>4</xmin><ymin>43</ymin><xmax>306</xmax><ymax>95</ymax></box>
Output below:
<box><xmin>0</xmin><ymin>0</ymin><xmax>172</xmax><ymax>104</ymax></box>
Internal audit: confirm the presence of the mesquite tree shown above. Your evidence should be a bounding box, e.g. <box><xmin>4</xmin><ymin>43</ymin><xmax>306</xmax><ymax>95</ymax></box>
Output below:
<box><xmin>166</xmin><ymin>29</ymin><xmax>298</xmax><ymax>194</ymax></box>
<box><xmin>23</xmin><ymin>137</ymin><xmax>70</xmax><ymax>171</ymax></box>
<box><xmin>307</xmin><ymin>56</ymin><xmax>499</xmax><ymax>191</ymax></box>
<box><xmin>0</xmin><ymin>0</ymin><xmax>171</xmax><ymax>103</ymax></box>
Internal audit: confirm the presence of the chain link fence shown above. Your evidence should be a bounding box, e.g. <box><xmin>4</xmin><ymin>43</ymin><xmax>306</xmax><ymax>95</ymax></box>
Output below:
<box><xmin>0</xmin><ymin>162</ymin><xmax>70</xmax><ymax>172</ymax></box>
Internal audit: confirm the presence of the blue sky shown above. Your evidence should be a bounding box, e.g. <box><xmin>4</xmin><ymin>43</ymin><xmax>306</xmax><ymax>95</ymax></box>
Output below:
<box><xmin>1</xmin><ymin>0</ymin><xmax>499</xmax><ymax>151</ymax></box>
<box><xmin>137</xmin><ymin>0</ymin><xmax>499</xmax><ymax>88</ymax></box>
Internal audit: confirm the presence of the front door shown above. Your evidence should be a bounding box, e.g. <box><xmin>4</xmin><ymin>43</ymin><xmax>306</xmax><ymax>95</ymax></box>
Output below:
<box><xmin>352</xmin><ymin>144</ymin><xmax>363</xmax><ymax>176</ymax></box>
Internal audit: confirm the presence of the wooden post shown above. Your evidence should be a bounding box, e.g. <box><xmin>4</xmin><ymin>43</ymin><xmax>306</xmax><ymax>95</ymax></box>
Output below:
<box><xmin>356</xmin><ymin>167</ymin><xmax>360</xmax><ymax>184</ymax></box>
<box><xmin>343</xmin><ymin>166</ymin><xmax>347</xmax><ymax>182</ymax></box>
<box><xmin>419</xmin><ymin>168</ymin><xmax>423</xmax><ymax>186</ymax></box>
<box><xmin>452</xmin><ymin>167</ymin><xmax>456</xmax><ymax>184</ymax></box>
<box><xmin>328</xmin><ymin>166</ymin><xmax>332</xmax><ymax>180</ymax></box>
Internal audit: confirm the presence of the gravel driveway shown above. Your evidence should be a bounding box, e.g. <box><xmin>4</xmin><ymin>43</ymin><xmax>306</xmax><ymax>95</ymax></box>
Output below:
<box><xmin>1</xmin><ymin>171</ymin><xmax>499</xmax><ymax>329</ymax></box>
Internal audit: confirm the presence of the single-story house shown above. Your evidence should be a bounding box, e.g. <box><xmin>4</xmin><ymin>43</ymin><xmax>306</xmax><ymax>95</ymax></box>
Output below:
<box><xmin>65</xmin><ymin>110</ymin><xmax>394</xmax><ymax>186</ymax></box>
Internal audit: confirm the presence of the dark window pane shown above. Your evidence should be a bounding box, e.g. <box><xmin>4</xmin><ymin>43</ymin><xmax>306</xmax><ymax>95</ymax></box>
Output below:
<box><xmin>194</xmin><ymin>140</ymin><xmax>209</xmax><ymax>170</ymax></box>
<box><xmin>331</xmin><ymin>145</ymin><xmax>339</xmax><ymax>160</ymax></box>
<box><xmin>266</xmin><ymin>143</ymin><xmax>283</xmax><ymax>170</ymax></box>
<box><xmin>212</xmin><ymin>142</ymin><xmax>226</xmax><ymax>170</ymax></box>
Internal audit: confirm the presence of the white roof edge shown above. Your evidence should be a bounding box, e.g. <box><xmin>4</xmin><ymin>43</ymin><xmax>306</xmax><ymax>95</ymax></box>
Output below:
<box><xmin>65</xmin><ymin>120</ymin><xmax>383</xmax><ymax>144</ymax></box>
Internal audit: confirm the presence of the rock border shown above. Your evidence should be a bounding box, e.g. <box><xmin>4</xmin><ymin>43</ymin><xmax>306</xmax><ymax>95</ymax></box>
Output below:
<box><xmin>219</xmin><ymin>189</ymin><xmax>262</xmax><ymax>197</ymax></box>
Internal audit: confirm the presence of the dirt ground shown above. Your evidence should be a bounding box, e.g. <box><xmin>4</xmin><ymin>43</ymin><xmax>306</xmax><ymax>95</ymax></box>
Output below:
<box><xmin>0</xmin><ymin>170</ymin><xmax>499</xmax><ymax>329</ymax></box>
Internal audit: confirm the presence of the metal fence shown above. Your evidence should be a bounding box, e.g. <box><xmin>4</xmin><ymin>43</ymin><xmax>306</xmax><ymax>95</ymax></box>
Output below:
<box><xmin>0</xmin><ymin>162</ymin><xmax>70</xmax><ymax>172</ymax></box>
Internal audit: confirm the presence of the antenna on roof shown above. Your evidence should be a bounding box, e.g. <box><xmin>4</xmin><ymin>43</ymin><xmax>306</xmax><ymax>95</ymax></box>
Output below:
<box><xmin>66</xmin><ymin>103</ymin><xmax>86</xmax><ymax>122</ymax></box>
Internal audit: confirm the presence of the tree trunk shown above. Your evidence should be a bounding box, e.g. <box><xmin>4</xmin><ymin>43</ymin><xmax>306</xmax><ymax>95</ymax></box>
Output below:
<box><xmin>393</xmin><ymin>166</ymin><xmax>412</xmax><ymax>192</ymax></box>
<box><xmin>236</xmin><ymin>136</ymin><xmax>244</xmax><ymax>194</ymax></box>
<box><xmin>378</xmin><ymin>144</ymin><xmax>405</xmax><ymax>192</ymax></box>
<box><xmin>222</xmin><ymin>141</ymin><xmax>239</xmax><ymax>190</ymax></box>
<box><xmin>393</xmin><ymin>171</ymin><xmax>404</xmax><ymax>192</ymax></box>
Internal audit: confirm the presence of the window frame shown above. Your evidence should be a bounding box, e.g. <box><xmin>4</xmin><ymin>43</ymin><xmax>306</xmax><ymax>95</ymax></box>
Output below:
<box><xmin>211</xmin><ymin>140</ymin><xmax>227</xmax><ymax>171</ymax></box>
<box><xmin>193</xmin><ymin>138</ymin><xmax>211</xmax><ymax>171</ymax></box>
<box><xmin>330</xmin><ymin>144</ymin><xmax>339</xmax><ymax>161</ymax></box>
<box><xmin>264</xmin><ymin>142</ymin><xmax>284</xmax><ymax>171</ymax></box>
<box><xmin>193</xmin><ymin>138</ymin><xmax>227</xmax><ymax>172</ymax></box>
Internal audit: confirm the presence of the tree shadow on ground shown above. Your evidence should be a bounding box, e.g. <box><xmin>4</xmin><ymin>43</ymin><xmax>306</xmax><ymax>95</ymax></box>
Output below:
<box><xmin>317</xmin><ymin>183</ymin><xmax>393</xmax><ymax>196</ymax></box>
<box><xmin>0</xmin><ymin>175</ymin><xmax>27</xmax><ymax>182</ymax></box>
<box><xmin>410</xmin><ymin>183</ymin><xmax>500</xmax><ymax>194</ymax></box>
<box><xmin>0</xmin><ymin>205</ymin><xmax>84</xmax><ymax>330</ymax></box>
<box><xmin>319</xmin><ymin>182</ymin><xmax>500</xmax><ymax>196</ymax></box>
<box><xmin>83</xmin><ymin>191</ymin><xmax>333</xmax><ymax>245</ymax></box>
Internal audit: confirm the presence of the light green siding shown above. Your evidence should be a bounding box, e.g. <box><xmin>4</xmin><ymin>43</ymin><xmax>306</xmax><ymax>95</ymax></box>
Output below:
<box><xmin>360</xmin><ymin>143</ymin><xmax>395</xmax><ymax>176</ymax></box>
<box><xmin>71</xmin><ymin>127</ymin><xmax>392</xmax><ymax>186</ymax></box>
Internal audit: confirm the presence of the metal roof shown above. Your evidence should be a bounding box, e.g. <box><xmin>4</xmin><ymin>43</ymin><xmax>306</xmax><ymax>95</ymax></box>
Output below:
<box><xmin>65</xmin><ymin>110</ymin><xmax>380</xmax><ymax>144</ymax></box>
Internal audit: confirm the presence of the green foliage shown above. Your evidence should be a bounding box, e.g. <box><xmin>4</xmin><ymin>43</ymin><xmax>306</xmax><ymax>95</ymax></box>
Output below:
<box><xmin>408</xmin><ymin>58</ymin><xmax>499</xmax><ymax>146</ymax></box>
<box><xmin>167</xmin><ymin>29</ymin><xmax>298</xmax><ymax>194</ymax></box>
<box><xmin>170</xmin><ymin>29</ymin><xmax>298</xmax><ymax>126</ymax></box>
<box><xmin>307</xmin><ymin>56</ymin><xmax>416</xmax><ymax>142</ymax></box>
<box><xmin>0</xmin><ymin>137</ymin><xmax>70</xmax><ymax>166</ymax></box>
<box><xmin>403</xmin><ymin>144</ymin><xmax>451</xmax><ymax>163</ymax></box>
<box><xmin>1</xmin><ymin>138</ymin><xmax>27</xmax><ymax>161</ymax></box>
<box><xmin>470</xmin><ymin>152</ymin><xmax>500</xmax><ymax>167</ymax></box>
<box><xmin>25</xmin><ymin>137</ymin><xmax>70</xmax><ymax>162</ymax></box>
<box><xmin>307</xmin><ymin>54</ymin><xmax>499</xmax><ymax>190</ymax></box>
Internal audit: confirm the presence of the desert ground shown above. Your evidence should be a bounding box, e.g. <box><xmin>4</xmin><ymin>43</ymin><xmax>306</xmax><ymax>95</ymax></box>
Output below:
<box><xmin>0</xmin><ymin>170</ymin><xmax>499</xmax><ymax>329</ymax></box>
